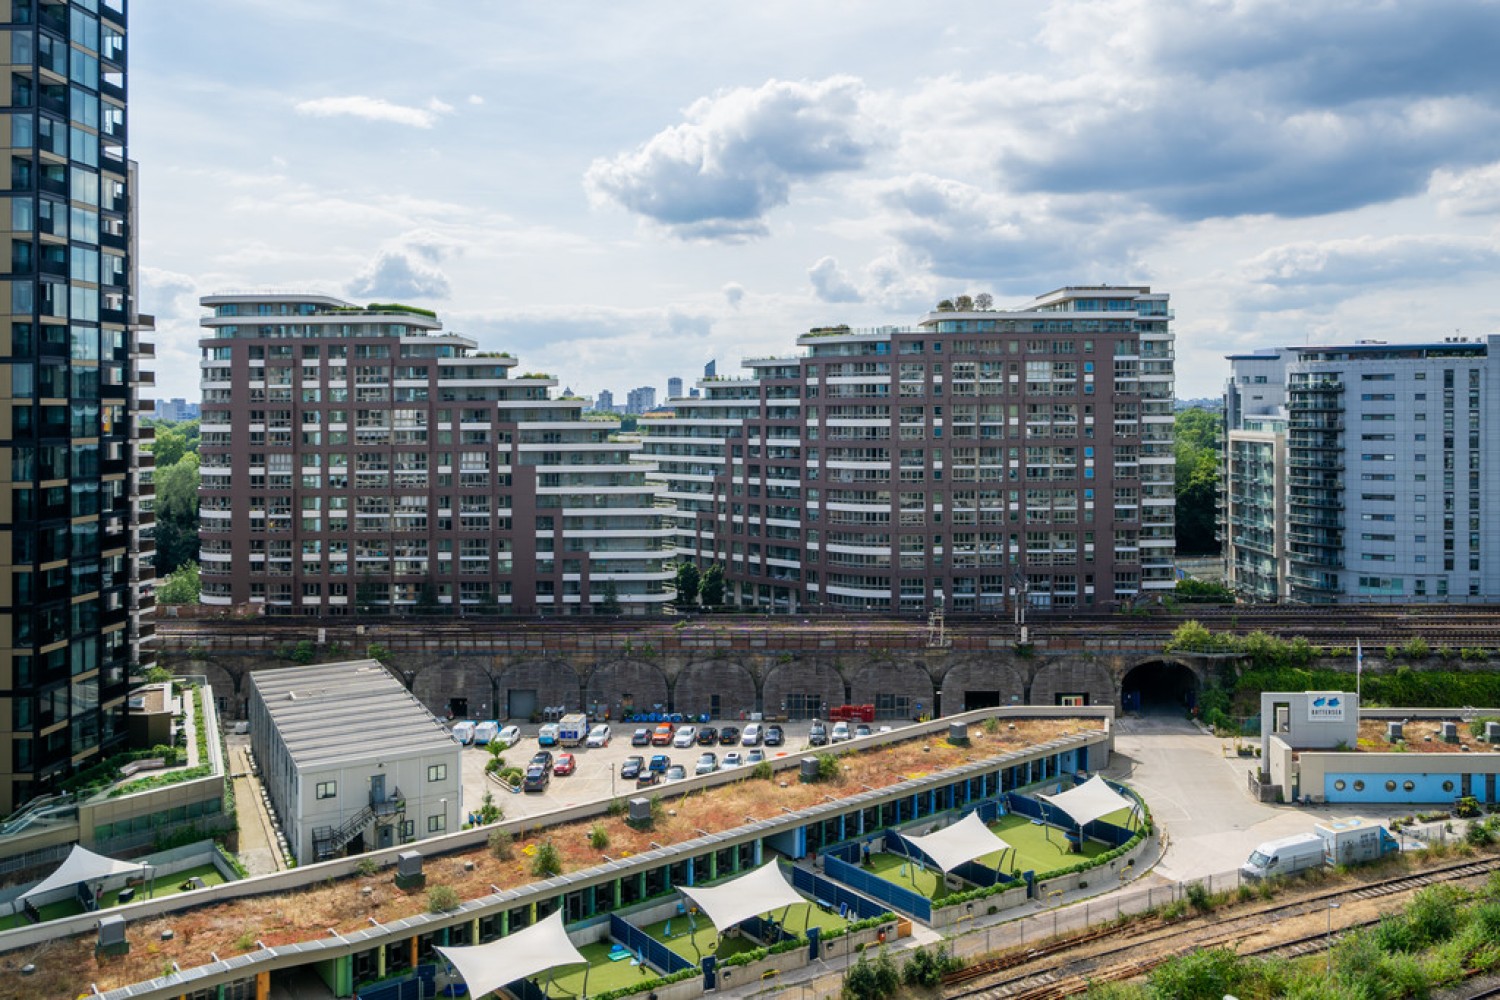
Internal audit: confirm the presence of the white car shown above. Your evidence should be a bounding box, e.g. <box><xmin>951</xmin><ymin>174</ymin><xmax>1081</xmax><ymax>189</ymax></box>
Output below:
<box><xmin>831</xmin><ymin>721</ymin><xmax>852</xmax><ymax>743</ymax></box>
<box><xmin>586</xmin><ymin>724</ymin><xmax>612</xmax><ymax>748</ymax></box>
<box><xmin>495</xmin><ymin>725</ymin><xmax>522</xmax><ymax>748</ymax></box>
<box><xmin>673</xmin><ymin>725</ymin><xmax>698</xmax><ymax>749</ymax></box>
<box><xmin>722</xmin><ymin>751</ymin><xmax>745</xmax><ymax>768</ymax></box>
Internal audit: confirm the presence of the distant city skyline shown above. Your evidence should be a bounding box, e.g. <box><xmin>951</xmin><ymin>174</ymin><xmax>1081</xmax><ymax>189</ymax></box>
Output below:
<box><xmin>131</xmin><ymin>4</ymin><xmax>1500</xmax><ymax>405</ymax></box>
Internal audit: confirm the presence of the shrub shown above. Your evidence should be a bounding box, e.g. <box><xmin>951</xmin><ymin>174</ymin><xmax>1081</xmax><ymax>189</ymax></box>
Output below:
<box><xmin>1462</xmin><ymin>647</ymin><xmax>1489</xmax><ymax>661</ymax></box>
<box><xmin>355</xmin><ymin>857</ymin><xmax>379</xmax><ymax>877</ymax></box>
<box><xmin>427</xmin><ymin>885</ymin><xmax>460</xmax><ymax>913</ymax></box>
<box><xmin>531</xmin><ymin>841</ymin><xmax>562</xmax><ymax>877</ymax></box>
<box><xmin>477</xmin><ymin>790</ymin><xmax>503</xmax><ymax>825</ymax></box>
<box><xmin>1147</xmin><ymin>947</ymin><xmax>1244</xmax><ymax>1000</ymax></box>
<box><xmin>589</xmin><ymin>824</ymin><xmax>610</xmax><ymax>850</ymax></box>
<box><xmin>1401</xmin><ymin>637</ymin><xmax>1431</xmax><ymax>661</ymax></box>
<box><xmin>843</xmin><ymin>946</ymin><xmax>900</xmax><ymax>1000</ymax></box>
<box><xmin>1185</xmin><ymin>880</ymin><xmax>1214</xmax><ymax>912</ymax></box>
<box><xmin>815</xmin><ymin>753</ymin><xmax>842</xmax><ymax>782</ymax></box>
<box><xmin>751</xmin><ymin>761</ymin><xmax>774</xmax><ymax>781</ymax></box>
<box><xmin>901</xmin><ymin>945</ymin><xmax>963</xmax><ymax>986</ymax></box>
<box><xmin>488</xmin><ymin>829</ymin><xmax>514</xmax><ymax>861</ymax></box>
<box><xmin>1456</xmin><ymin>796</ymin><xmax>1482</xmax><ymax>819</ymax></box>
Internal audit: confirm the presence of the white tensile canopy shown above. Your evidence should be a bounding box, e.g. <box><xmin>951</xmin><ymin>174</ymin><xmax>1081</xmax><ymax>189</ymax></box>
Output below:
<box><xmin>678</xmin><ymin>861</ymin><xmax>806</xmax><ymax>932</ymax></box>
<box><xmin>899</xmin><ymin>811</ymin><xmax>1013</xmax><ymax>873</ymax></box>
<box><xmin>21</xmin><ymin>844</ymin><xmax>148</xmax><ymax>901</ymax></box>
<box><xmin>1039</xmin><ymin>775</ymin><xmax>1134</xmax><ymax>829</ymax></box>
<box><xmin>435</xmin><ymin>909</ymin><xmax>586</xmax><ymax>996</ymax></box>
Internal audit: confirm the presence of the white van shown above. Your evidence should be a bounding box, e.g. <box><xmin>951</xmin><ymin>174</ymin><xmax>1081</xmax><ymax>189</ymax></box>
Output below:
<box><xmin>740</xmin><ymin>723</ymin><xmax>763</xmax><ymax>747</ymax></box>
<box><xmin>1241</xmin><ymin>833</ymin><xmax>1325</xmax><ymax>880</ymax></box>
<box><xmin>472</xmin><ymin>721</ymin><xmax>501</xmax><ymax>746</ymax></box>
<box><xmin>450</xmin><ymin>721</ymin><xmax>476</xmax><ymax>745</ymax></box>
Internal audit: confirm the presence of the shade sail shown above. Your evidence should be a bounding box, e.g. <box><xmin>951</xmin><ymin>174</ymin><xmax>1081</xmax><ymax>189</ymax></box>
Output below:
<box><xmin>899</xmin><ymin>811</ymin><xmax>1012</xmax><ymax>873</ymax></box>
<box><xmin>678</xmin><ymin>861</ymin><xmax>805</xmax><ymax>932</ymax></box>
<box><xmin>436</xmin><ymin>908</ymin><xmax>586</xmax><ymax>996</ymax></box>
<box><xmin>21</xmin><ymin>844</ymin><xmax>148</xmax><ymax>900</ymax></box>
<box><xmin>1039</xmin><ymin>775</ymin><xmax>1133</xmax><ymax>828</ymax></box>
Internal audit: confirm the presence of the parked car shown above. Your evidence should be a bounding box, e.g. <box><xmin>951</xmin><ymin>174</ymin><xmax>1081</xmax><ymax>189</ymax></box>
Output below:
<box><xmin>651</xmin><ymin>723</ymin><xmax>675</xmax><ymax>746</ymax></box>
<box><xmin>648</xmin><ymin>754</ymin><xmax>672</xmax><ymax>774</ymax></box>
<box><xmin>496</xmin><ymin>724</ymin><xmax>522</xmax><ymax>748</ymax></box>
<box><xmin>673</xmin><ymin>726</ymin><xmax>698</xmax><ymax>749</ymax></box>
<box><xmin>718</xmin><ymin>726</ymin><xmax>741</xmax><ymax>746</ymax></box>
<box><xmin>746</xmin><ymin>749</ymin><xmax>766</xmax><ymax>765</ymax></box>
<box><xmin>696</xmin><ymin>726</ymin><xmax>718</xmax><ymax>746</ymax></box>
<box><xmin>695</xmin><ymin>752</ymin><xmax>718</xmax><ymax>775</ymax></box>
<box><xmin>808</xmin><ymin>722</ymin><xmax>828</xmax><ymax>746</ymax></box>
<box><xmin>632</xmin><ymin>727</ymin><xmax>651</xmax><ymax>747</ymax></box>
<box><xmin>722</xmin><ymin>751</ymin><xmax>745</xmax><ymax>768</ymax></box>
<box><xmin>854</xmin><ymin>724</ymin><xmax>872</xmax><ymax>739</ymax></box>
<box><xmin>522</xmin><ymin>766</ymin><xmax>550</xmax><ymax>792</ymax></box>
<box><xmin>530</xmin><ymin>751</ymin><xmax>554</xmax><ymax>773</ymax></box>
<box><xmin>665</xmin><ymin>764</ymin><xmax>688</xmax><ymax>782</ymax></box>
<box><xmin>537</xmin><ymin>723</ymin><xmax>561</xmax><ymax>747</ymax></box>
<box><xmin>764</xmin><ymin>725</ymin><xmax>785</xmax><ymax>747</ymax></box>
<box><xmin>553</xmin><ymin>753</ymin><xmax>577</xmax><ymax>776</ymax></box>
<box><xmin>740</xmin><ymin>723</ymin><xmax>763</xmax><ymax>747</ymax></box>
<box><xmin>586</xmin><ymin>725</ymin><xmax>612</xmax><ymax>748</ymax></box>
<box><xmin>620</xmin><ymin>755</ymin><xmax>645</xmax><ymax>780</ymax></box>
<box><xmin>636</xmin><ymin>770</ymin><xmax>662</xmax><ymax>788</ymax></box>
<box><xmin>831</xmin><ymin>722</ymin><xmax>852</xmax><ymax>743</ymax></box>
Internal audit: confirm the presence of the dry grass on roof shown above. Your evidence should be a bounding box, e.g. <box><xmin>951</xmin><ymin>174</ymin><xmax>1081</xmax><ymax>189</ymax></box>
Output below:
<box><xmin>3</xmin><ymin>718</ymin><xmax>1102</xmax><ymax>999</ymax></box>
<box><xmin>1356</xmin><ymin>718</ymin><xmax>1500</xmax><ymax>754</ymax></box>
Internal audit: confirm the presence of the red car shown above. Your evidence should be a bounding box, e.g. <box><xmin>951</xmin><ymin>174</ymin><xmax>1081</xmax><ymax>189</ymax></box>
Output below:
<box><xmin>553</xmin><ymin>752</ymin><xmax>577</xmax><ymax>776</ymax></box>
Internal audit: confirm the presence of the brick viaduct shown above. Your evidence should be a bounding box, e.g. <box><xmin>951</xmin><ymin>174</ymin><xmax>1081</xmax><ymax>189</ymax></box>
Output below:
<box><xmin>156</xmin><ymin>621</ymin><xmax>1218</xmax><ymax>723</ymax></box>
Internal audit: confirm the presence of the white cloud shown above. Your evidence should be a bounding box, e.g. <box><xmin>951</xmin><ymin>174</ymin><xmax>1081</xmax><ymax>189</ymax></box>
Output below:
<box><xmin>293</xmin><ymin>95</ymin><xmax>453</xmax><ymax>128</ymax></box>
<box><xmin>585</xmin><ymin>76</ymin><xmax>878</xmax><ymax>240</ymax></box>
<box><xmin>1430</xmin><ymin>161</ymin><xmax>1500</xmax><ymax>216</ymax></box>
<box><xmin>808</xmin><ymin>256</ymin><xmax>861</xmax><ymax>303</ymax></box>
<box><xmin>346</xmin><ymin>251</ymin><xmax>452</xmax><ymax>300</ymax></box>
<box><xmin>467</xmin><ymin>94</ymin><xmax>485</xmax><ymax>106</ymax></box>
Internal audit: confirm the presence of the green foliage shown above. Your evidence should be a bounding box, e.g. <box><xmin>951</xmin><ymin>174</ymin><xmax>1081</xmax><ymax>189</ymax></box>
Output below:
<box><xmin>487</xmin><ymin>828</ymin><xmax>514</xmax><ymax>860</ymax></box>
<box><xmin>426</xmin><ymin>885</ymin><xmax>460</xmax><ymax>913</ymax></box>
<box><xmin>289</xmin><ymin>640</ymin><xmax>317</xmax><ymax>665</ymax></box>
<box><xmin>814</xmin><ymin>753</ymin><xmax>842</xmax><ymax>782</ymax></box>
<box><xmin>152</xmin><ymin>452</ymin><xmax>200</xmax><ymax>576</ymax></box>
<box><xmin>1174</xmin><ymin>407</ymin><xmax>1220</xmax><ymax>555</ymax></box>
<box><xmin>156</xmin><ymin>562</ymin><xmax>202</xmax><ymax>605</ymax></box>
<box><xmin>597</xmin><ymin>579</ymin><xmax>620</xmax><ymax>614</ymax></box>
<box><xmin>1147</xmin><ymin>947</ymin><xmax>1243</xmax><ymax>1000</ymax></box>
<box><xmin>750</xmin><ymin>761</ymin><xmax>774</xmax><ymax>781</ymax></box>
<box><xmin>366</xmin><ymin>301</ymin><xmax>437</xmax><ymax>318</ymax></box>
<box><xmin>145</xmin><ymin>664</ymin><xmax>174</xmax><ymax>684</ymax></box>
<box><xmin>365</xmin><ymin>642</ymin><xmax>391</xmax><ymax>664</ymax></box>
<box><xmin>1236</xmin><ymin>663</ymin><xmax>1500</xmax><ymax>710</ymax></box>
<box><xmin>1401</xmin><ymin>637</ymin><xmax>1431</xmax><ymax>660</ymax></box>
<box><xmin>1174</xmin><ymin>578</ymin><xmax>1232</xmax><ymax>601</ymax></box>
<box><xmin>901</xmin><ymin>944</ymin><xmax>963</xmax><ymax>986</ymax></box>
<box><xmin>1456</xmin><ymin>795</ymin><xmax>1482</xmax><ymax>819</ymax></box>
<box><xmin>1463</xmin><ymin>647</ymin><xmax>1489</xmax><ymax>661</ymax></box>
<box><xmin>477</xmin><ymin>790</ymin><xmax>503</xmax><ymax>825</ymax></box>
<box><xmin>589</xmin><ymin>823</ymin><xmax>610</xmax><ymax>850</ymax></box>
<box><xmin>1184</xmin><ymin>880</ymin><xmax>1214</xmax><ymax>912</ymax></box>
<box><xmin>531</xmin><ymin>840</ymin><xmax>562</xmax><ymax>877</ymax></box>
<box><xmin>842</xmin><ymin>945</ymin><xmax>900</xmax><ymax>1000</ymax></box>
<box><xmin>355</xmin><ymin>857</ymin><xmax>379</xmax><ymax>877</ymax></box>
<box><xmin>699</xmin><ymin>562</ymin><xmax>726</xmax><ymax>606</ymax></box>
<box><xmin>674</xmin><ymin>562</ymin><xmax>700</xmax><ymax>606</ymax></box>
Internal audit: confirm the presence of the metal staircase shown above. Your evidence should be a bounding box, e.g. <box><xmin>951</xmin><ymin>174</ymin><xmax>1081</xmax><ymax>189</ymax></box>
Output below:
<box><xmin>313</xmin><ymin>786</ymin><xmax>404</xmax><ymax>861</ymax></box>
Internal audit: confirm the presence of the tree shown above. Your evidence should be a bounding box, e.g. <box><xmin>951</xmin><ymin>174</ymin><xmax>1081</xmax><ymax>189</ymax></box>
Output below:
<box><xmin>953</xmin><ymin>294</ymin><xmax>974</xmax><ymax>311</ymax></box>
<box><xmin>935</xmin><ymin>299</ymin><xmax>955</xmax><ymax>311</ymax></box>
<box><xmin>150</xmin><ymin>423</ymin><xmax>189</xmax><ymax>468</ymax></box>
<box><xmin>674</xmin><ymin>562</ymin><xmax>700</xmax><ymax>606</ymax></box>
<box><xmin>152</xmin><ymin>452</ymin><xmax>200</xmax><ymax>576</ymax></box>
<box><xmin>1174</xmin><ymin>407</ymin><xmax>1221</xmax><ymax>556</ymax></box>
<box><xmin>157</xmin><ymin>562</ymin><xmax>201</xmax><ymax>605</ymax></box>
<box><xmin>597</xmin><ymin>579</ymin><xmax>620</xmax><ymax>614</ymax></box>
<box><xmin>699</xmin><ymin>563</ymin><xmax>726</xmax><ymax>606</ymax></box>
<box><xmin>415</xmin><ymin>581</ymin><xmax>440</xmax><ymax>615</ymax></box>
<box><xmin>974</xmin><ymin>292</ymin><xmax>993</xmax><ymax>310</ymax></box>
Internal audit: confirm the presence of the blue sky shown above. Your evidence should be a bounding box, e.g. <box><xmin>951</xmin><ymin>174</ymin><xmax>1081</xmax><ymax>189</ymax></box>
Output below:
<box><xmin>132</xmin><ymin>0</ymin><xmax>1500</xmax><ymax>403</ymax></box>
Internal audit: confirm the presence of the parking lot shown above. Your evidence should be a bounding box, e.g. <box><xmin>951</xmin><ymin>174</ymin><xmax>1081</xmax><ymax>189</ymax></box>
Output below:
<box><xmin>457</xmin><ymin>720</ymin><xmax>894</xmax><ymax>823</ymax></box>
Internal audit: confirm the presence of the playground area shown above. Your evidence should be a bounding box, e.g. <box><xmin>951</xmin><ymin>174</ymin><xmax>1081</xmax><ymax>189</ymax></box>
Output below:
<box><xmin>640</xmin><ymin>901</ymin><xmax>851</xmax><ymax>964</ymax></box>
<box><xmin>0</xmin><ymin>863</ymin><xmax>228</xmax><ymax>931</ymax></box>
<box><xmin>537</xmin><ymin>940</ymin><xmax>663</xmax><ymax>998</ymax></box>
<box><xmin>861</xmin><ymin>806</ymin><xmax>1135</xmax><ymax>902</ymax></box>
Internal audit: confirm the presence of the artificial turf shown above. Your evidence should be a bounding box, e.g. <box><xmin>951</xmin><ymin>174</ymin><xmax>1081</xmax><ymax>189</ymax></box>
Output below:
<box><xmin>0</xmin><ymin>863</ymin><xmax>228</xmax><ymax>931</ymax></box>
<box><xmin>539</xmin><ymin>940</ymin><xmax>663</xmax><ymax>998</ymax></box>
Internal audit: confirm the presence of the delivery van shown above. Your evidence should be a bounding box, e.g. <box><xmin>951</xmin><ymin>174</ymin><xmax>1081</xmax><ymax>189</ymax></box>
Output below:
<box><xmin>450</xmin><ymin>721</ymin><xmax>476</xmax><ymax>745</ymax></box>
<box><xmin>1241</xmin><ymin>833</ymin><xmax>1327</xmax><ymax>880</ymax></box>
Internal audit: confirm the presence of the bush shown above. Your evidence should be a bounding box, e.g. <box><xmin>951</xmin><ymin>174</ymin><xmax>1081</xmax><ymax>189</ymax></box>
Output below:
<box><xmin>751</xmin><ymin>761</ymin><xmax>774</xmax><ymax>781</ymax></box>
<box><xmin>815</xmin><ymin>754</ymin><xmax>843</xmax><ymax>782</ymax></box>
<box><xmin>1185</xmin><ymin>880</ymin><xmax>1214</xmax><ymax>912</ymax></box>
<box><xmin>901</xmin><ymin>945</ymin><xmax>963</xmax><ymax>986</ymax></box>
<box><xmin>1401</xmin><ymin>637</ymin><xmax>1431</xmax><ymax>661</ymax></box>
<box><xmin>1457</xmin><ymin>796</ymin><xmax>1482</xmax><ymax>819</ymax></box>
<box><xmin>589</xmin><ymin>824</ymin><xmax>610</xmax><ymax>850</ymax></box>
<box><xmin>355</xmin><ymin>857</ymin><xmax>379</xmax><ymax>877</ymax></box>
<box><xmin>843</xmin><ymin>946</ymin><xmax>900</xmax><ymax>1000</ymax></box>
<box><xmin>427</xmin><ymin>885</ymin><xmax>460</xmax><ymax>913</ymax></box>
<box><xmin>1463</xmin><ymin>647</ymin><xmax>1489</xmax><ymax>661</ymax></box>
<box><xmin>488</xmin><ymin>829</ymin><xmax>514</xmax><ymax>861</ymax></box>
<box><xmin>1147</xmin><ymin>947</ymin><xmax>1244</xmax><ymax>999</ymax></box>
<box><xmin>531</xmin><ymin>841</ymin><xmax>562</xmax><ymax>877</ymax></box>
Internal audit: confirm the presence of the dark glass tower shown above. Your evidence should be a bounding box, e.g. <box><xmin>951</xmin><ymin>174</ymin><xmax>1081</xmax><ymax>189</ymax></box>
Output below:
<box><xmin>0</xmin><ymin>0</ymin><xmax>153</xmax><ymax>816</ymax></box>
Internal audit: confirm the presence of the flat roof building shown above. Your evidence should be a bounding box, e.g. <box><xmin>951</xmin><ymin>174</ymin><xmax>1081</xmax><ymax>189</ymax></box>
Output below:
<box><xmin>247</xmin><ymin>660</ymin><xmax>462</xmax><ymax>864</ymax></box>
<box><xmin>641</xmin><ymin>286</ymin><xmax>1176</xmax><ymax>612</ymax></box>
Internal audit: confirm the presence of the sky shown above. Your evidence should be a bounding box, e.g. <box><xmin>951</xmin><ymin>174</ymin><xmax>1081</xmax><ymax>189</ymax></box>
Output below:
<box><xmin>131</xmin><ymin>0</ymin><xmax>1500</xmax><ymax>404</ymax></box>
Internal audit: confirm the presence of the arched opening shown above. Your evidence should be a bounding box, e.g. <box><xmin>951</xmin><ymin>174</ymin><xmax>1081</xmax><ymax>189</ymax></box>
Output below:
<box><xmin>1120</xmin><ymin>661</ymin><xmax>1200</xmax><ymax>715</ymax></box>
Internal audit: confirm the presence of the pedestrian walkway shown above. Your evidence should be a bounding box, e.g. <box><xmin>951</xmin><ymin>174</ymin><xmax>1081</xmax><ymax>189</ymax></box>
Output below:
<box><xmin>229</xmin><ymin>741</ymin><xmax>285</xmax><ymax>876</ymax></box>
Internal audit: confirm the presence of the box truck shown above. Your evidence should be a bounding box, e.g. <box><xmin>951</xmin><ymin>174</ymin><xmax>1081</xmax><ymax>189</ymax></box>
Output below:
<box><xmin>558</xmin><ymin>713</ymin><xmax>590</xmax><ymax>747</ymax></box>
<box><xmin>1316</xmin><ymin>817</ymin><xmax>1401</xmax><ymax>866</ymax></box>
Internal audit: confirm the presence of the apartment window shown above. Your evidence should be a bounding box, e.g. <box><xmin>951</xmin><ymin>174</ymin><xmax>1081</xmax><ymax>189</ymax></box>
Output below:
<box><xmin>1360</xmin><ymin>373</ymin><xmax>1394</xmax><ymax>381</ymax></box>
<box><xmin>428</xmin><ymin>814</ymin><xmax>446</xmax><ymax>833</ymax></box>
<box><xmin>316</xmin><ymin>781</ymin><xmax>336</xmax><ymax>800</ymax></box>
<box><xmin>428</xmin><ymin>764</ymin><xmax>447</xmax><ymax>782</ymax></box>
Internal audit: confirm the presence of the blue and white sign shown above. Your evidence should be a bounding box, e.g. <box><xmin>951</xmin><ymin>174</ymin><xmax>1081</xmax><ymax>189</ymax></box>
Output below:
<box><xmin>1307</xmin><ymin>692</ymin><xmax>1346</xmax><ymax>723</ymax></box>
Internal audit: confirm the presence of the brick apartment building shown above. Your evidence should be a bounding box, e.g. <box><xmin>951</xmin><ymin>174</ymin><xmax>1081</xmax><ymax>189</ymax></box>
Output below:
<box><xmin>640</xmin><ymin>287</ymin><xmax>1176</xmax><ymax>612</ymax></box>
<box><xmin>196</xmin><ymin>294</ymin><xmax>671</xmax><ymax>614</ymax></box>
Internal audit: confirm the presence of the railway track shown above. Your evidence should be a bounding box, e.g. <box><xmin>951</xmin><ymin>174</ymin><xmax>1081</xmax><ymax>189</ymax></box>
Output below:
<box><xmin>944</xmin><ymin>855</ymin><xmax>1500</xmax><ymax>999</ymax></box>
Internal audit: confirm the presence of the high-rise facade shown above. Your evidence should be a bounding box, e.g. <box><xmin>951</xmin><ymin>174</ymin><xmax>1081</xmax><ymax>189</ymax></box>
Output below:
<box><xmin>1220</xmin><ymin>337</ymin><xmax>1500</xmax><ymax>603</ymax></box>
<box><xmin>197</xmin><ymin>294</ymin><xmax>671</xmax><ymax>614</ymax></box>
<box><xmin>1221</xmin><ymin>349</ymin><xmax>1292</xmax><ymax>601</ymax></box>
<box><xmin>666</xmin><ymin>377</ymin><xmax>683</xmax><ymax>400</ymax></box>
<box><xmin>0</xmin><ymin>0</ymin><xmax>155</xmax><ymax>815</ymax></box>
<box><xmin>642</xmin><ymin>286</ymin><xmax>1176</xmax><ymax>611</ymax></box>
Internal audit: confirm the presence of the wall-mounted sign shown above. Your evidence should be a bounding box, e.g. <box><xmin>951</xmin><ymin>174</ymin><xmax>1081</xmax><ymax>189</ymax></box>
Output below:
<box><xmin>1307</xmin><ymin>692</ymin><xmax>1346</xmax><ymax>723</ymax></box>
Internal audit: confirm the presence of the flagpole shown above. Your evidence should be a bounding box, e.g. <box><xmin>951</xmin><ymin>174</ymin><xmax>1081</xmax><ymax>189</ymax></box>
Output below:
<box><xmin>1356</xmin><ymin>640</ymin><xmax>1363</xmax><ymax>705</ymax></box>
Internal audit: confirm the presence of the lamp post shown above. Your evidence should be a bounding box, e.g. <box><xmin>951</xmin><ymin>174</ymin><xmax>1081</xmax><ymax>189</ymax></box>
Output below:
<box><xmin>1326</xmin><ymin>901</ymin><xmax>1341</xmax><ymax>976</ymax></box>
